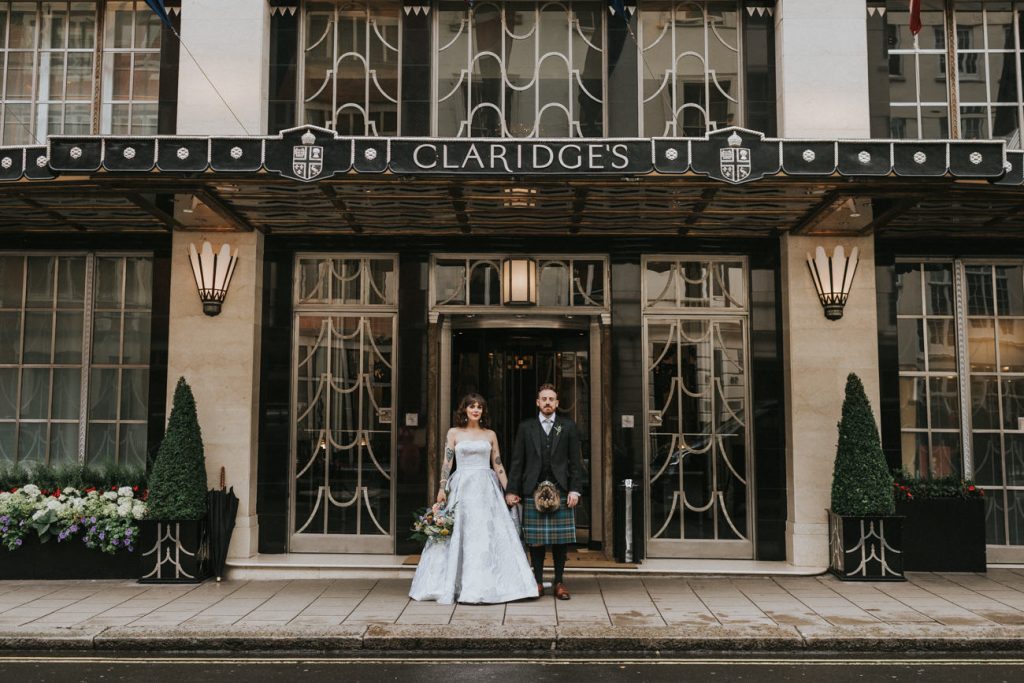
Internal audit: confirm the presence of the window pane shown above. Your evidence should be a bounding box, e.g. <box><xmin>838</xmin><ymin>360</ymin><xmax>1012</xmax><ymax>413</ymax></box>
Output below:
<box><xmin>56</xmin><ymin>256</ymin><xmax>85</xmax><ymax>305</ymax></box>
<box><xmin>0</xmin><ymin>368</ymin><xmax>17</xmax><ymax>418</ymax></box>
<box><xmin>900</xmin><ymin>430</ymin><xmax>929</xmax><ymax>476</ymax></box>
<box><xmin>46</xmin><ymin>51</ymin><xmax>67</xmax><ymax>98</ymax></box>
<box><xmin>25</xmin><ymin>256</ymin><xmax>55</xmax><ymax>307</ymax></box>
<box><xmin>926</xmin><ymin>319</ymin><xmax>957</xmax><ymax>371</ymax></box>
<box><xmin>89</xmin><ymin>367</ymin><xmax>118</xmax><ymax>420</ymax></box>
<box><xmin>121</xmin><ymin>311</ymin><xmax>150</xmax><ymax>364</ymax></box>
<box><xmin>53</xmin><ymin>311</ymin><xmax>82</xmax><ymax>363</ymax></box>
<box><xmin>3</xmin><ymin>103</ymin><xmax>34</xmax><ymax>145</ymax></box>
<box><xmin>20</xmin><ymin>367</ymin><xmax>49</xmax><ymax>418</ymax></box>
<box><xmin>0</xmin><ymin>255</ymin><xmax>25</xmax><ymax>307</ymax></box>
<box><xmin>51</xmin><ymin>367</ymin><xmax>80</xmax><ymax>420</ymax></box>
<box><xmin>966</xmin><ymin>265</ymin><xmax>994</xmax><ymax>315</ymax></box>
<box><xmin>48</xmin><ymin>422</ymin><xmax>77</xmax><ymax>465</ymax></box>
<box><xmin>94</xmin><ymin>257</ymin><xmax>123</xmax><ymax>308</ymax></box>
<box><xmin>896</xmin><ymin>263</ymin><xmax>923</xmax><ymax>315</ymax></box>
<box><xmin>929</xmin><ymin>377</ymin><xmax>959</xmax><ymax>429</ymax></box>
<box><xmin>106</xmin><ymin>2</ymin><xmax>134</xmax><ymax>49</ymax></box>
<box><xmin>898</xmin><ymin>318</ymin><xmax>925</xmax><ymax>371</ymax></box>
<box><xmin>974</xmin><ymin>432</ymin><xmax>1004</xmax><ymax>486</ymax></box>
<box><xmin>65</xmin><ymin>52</ymin><xmax>93</xmax><ymax>98</ymax></box>
<box><xmin>63</xmin><ymin>102</ymin><xmax>90</xmax><ymax>133</ymax></box>
<box><xmin>18</xmin><ymin>422</ymin><xmax>46</xmax><ymax>464</ymax></box>
<box><xmin>123</xmin><ymin>257</ymin><xmax>152</xmax><ymax>308</ymax></box>
<box><xmin>1006</xmin><ymin>434</ymin><xmax>1024</xmax><ymax>486</ymax></box>
<box><xmin>972</xmin><ymin>375</ymin><xmax>1001</xmax><ymax>430</ymax></box>
<box><xmin>86</xmin><ymin>422</ymin><xmax>115</xmax><ymax>466</ymax></box>
<box><xmin>899</xmin><ymin>377</ymin><xmax>927</xmax><ymax>429</ymax></box>
<box><xmin>969</xmin><ymin>319</ymin><xmax>997</xmax><ymax>372</ymax></box>
<box><xmin>929</xmin><ymin>431</ymin><xmax>962</xmax><ymax>478</ymax></box>
<box><xmin>995</xmin><ymin>265</ymin><xmax>1024</xmax><ymax>316</ymax></box>
<box><xmin>985</xmin><ymin>490</ymin><xmax>1007</xmax><ymax>545</ymax></box>
<box><xmin>0</xmin><ymin>423</ymin><xmax>13</xmax><ymax>464</ymax></box>
<box><xmin>0</xmin><ymin>311</ymin><xmax>21</xmax><ymax>363</ymax></box>
<box><xmin>91</xmin><ymin>311</ymin><xmax>121</xmax><ymax>363</ymax></box>
<box><xmin>135</xmin><ymin>5</ymin><xmax>162</xmax><ymax>49</ymax></box>
<box><xmin>68</xmin><ymin>2</ymin><xmax>95</xmax><ymax>49</ymax></box>
<box><xmin>22</xmin><ymin>311</ymin><xmax>53</xmax><ymax>363</ymax></box>
<box><xmin>9</xmin><ymin>3</ymin><xmax>38</xmax><ymax>49</ymax></box>
<box><xmin>6</xmin><ymin>51</ymin><xmax>35</xmax><ymax>98</ymax></box>
<box><xmin>132</xmin><ymin>52</ymin><xmax>159</xmax><ymax>100</ymax></box>
<box><xmin>130</xmin><ymin>102</ymin><xmax>157</xmax><ymax>134</ymax></box>
<box><xmin>924</xmin><ymin>263</ymin><xmax>953</xmax><ymax>315</ymax></box>
<box><xmin>1003</xmin><ymin>377</ymin><xmax>1024</xmax><ymax>431</ymax></box>
<box><xmin>1009</xmin><ymin>490</ymin><xmax>1024</xmax><ymax>546</ymax></box>
<box><xmin>119</xmin><ymin>423</ymin><xmax>147</xmax><ymax>469</ymax></box>
<box><xmin>120</xmin><ymin>368</ymin><xmax>147</xmax><ymax>420</ymax></box>
<box><xmin>108</xmin><ymin>52</ymin><xmax>133</xmax><ymax>100</ymax></box>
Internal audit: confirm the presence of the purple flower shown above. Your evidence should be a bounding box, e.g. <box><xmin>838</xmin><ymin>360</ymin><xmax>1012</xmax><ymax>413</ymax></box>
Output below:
<box><xmin>14</xmin><ymin>538</ymin><xmax>21</xmax><ymax>546</ymax></box>
<box><xmin>112</xmin><ymin>539</ymin><xmax>119</xmax><ymax>546</ymax></box>
<box><xmin>125</xmin><ymin>529</ymin><xmax>133</xmax><ymax>536</ymax></box>
<box><xmin>98</xmin><ymin>532</ymin><xmax>105</xmax><ymax>540</ymax></box>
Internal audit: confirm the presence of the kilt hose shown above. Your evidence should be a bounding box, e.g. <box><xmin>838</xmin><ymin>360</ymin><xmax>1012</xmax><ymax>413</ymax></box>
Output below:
<box><xmin>523</xmin><ymin>492</ymin><xmax>577</xmax><ymax>546</ymax></box>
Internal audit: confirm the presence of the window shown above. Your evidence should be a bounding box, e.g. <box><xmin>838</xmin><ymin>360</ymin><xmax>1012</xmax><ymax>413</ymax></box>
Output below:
<box><xmin>0</xmin><ymin>253</ymin><xmax>153</xmax><ymax>468</ymax></box>
<box><xmin>894</xmin><ymin>259</ymin><xmax>1024</xmax><ymax>548</ymax></box>
<box><xmin>434</xmin><ymin>0</ymin><xmax>604</xmax><ymax>137</ymax></box>
<box><xmin>0</xmin><ymin>1</ymin><xmax>164</xmax><ymax>145</ymax></box>
<box><xmin>872</xmin><ymin>1</ymin><xmax>1024</xmax><ymax>148</ymax></box>
<box><xmin>300</xmin><ymin>1</ymin><xmax>400</xmax><ymax>136</ymax></box>
<box><xmin>638</xmin><ymin>1</ymin><xmax>742</xmax><ymax>136</ymax></box>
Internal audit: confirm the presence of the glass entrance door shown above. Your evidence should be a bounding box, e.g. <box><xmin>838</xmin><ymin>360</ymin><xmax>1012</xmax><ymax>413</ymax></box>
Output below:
<box><xmin>450</xmin><ymin>327</ymin><xmax>593</xmax><ymax>544</ymax></box>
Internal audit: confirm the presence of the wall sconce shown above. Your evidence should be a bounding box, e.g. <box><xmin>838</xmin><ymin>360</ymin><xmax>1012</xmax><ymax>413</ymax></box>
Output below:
<box><xmin>188</xmin><ymin>241</ymin><xmax>238</xmax><ymax>316</ymax></box>
<box><xmin>501</xmin><ymin>258</ymin><xmax>538</xmax><ymax>305</ymax></box>
<box><xmin>806</xmin><ymin>245</ymin><xmax>859</xmax><ymax>321</ymax></box>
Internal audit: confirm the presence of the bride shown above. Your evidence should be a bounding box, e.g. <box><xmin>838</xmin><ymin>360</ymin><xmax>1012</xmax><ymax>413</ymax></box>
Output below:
<box><xmin>409</xmin><ymin>393</ymin><xmax>539</xmax><ymax>604</ymax></box>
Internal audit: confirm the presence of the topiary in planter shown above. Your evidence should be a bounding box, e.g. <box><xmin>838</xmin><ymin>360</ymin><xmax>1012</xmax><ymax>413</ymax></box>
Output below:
<box><xmin>830</xmin><ymin>373</ymin><xmax>894</xmax><ymax>516</ymax></box>
<box><xmin>147</xmin><ymin>377</ymin><xmax>207</xmax><ymax>521</ymax></box>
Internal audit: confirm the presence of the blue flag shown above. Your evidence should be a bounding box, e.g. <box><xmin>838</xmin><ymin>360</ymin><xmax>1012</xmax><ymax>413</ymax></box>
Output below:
<box><xmin>145</xmin><ymin>0</ymin><xmax>174</xmax><ymax>30</ymax></box>
<box><xmin>609</xmin><ymin>0</ymin><xmax>627</xmax><ymax>19</ymax></box>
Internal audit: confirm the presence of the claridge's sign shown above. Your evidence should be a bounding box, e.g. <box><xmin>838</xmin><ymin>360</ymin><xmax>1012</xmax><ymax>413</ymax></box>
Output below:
<box><xmin>389</xmin><ymin>140</ymin><xmax>651</xmax><ymax>174</ymax></box>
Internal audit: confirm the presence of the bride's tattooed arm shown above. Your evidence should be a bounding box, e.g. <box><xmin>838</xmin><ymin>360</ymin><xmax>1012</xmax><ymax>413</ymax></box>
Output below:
<box><xmin>490</xmin><ymin>433</ymin><xmax>508</xmax><ymax>490</ymax></box>
<box><xmin>437</xmin><ymin>430</ymin><xmax>456</xmax><ymax>503</ymax></box>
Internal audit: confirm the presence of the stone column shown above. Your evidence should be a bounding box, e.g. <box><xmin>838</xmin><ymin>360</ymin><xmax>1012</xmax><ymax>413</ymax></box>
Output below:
<box><xmin>780</xmin><ymin>234</ymin><xmax>880</xmax><ymax>567</ymax></box>
<box><xmin>165</xmin><ymin>231</ymin><xmax>263</xmax><ymax>559</ymax></box>
<box><xmin>775</xmin><ymin>0</ymin><xmax>870</xmax><ymax>138</ymax></box>
<box><xmin>177</xmin><ymin>0</ymin><xmax>270</xmax><ymax>135</ymax></box>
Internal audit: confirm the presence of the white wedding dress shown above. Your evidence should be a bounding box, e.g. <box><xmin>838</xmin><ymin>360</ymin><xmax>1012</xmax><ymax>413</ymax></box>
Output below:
<box><xmin>409</xmin><ymin>439</ymin><xmax>538</xmax><ymax>604</ymax></box>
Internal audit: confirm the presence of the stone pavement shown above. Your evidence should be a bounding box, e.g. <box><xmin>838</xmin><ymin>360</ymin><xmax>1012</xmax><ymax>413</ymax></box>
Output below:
<box><xmin>4</xmin><ymin>571</ymin><xmax>1024</xmax><ymax>652</ymax></box>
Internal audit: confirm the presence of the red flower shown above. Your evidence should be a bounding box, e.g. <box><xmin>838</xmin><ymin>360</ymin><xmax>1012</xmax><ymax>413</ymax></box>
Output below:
<box><xmin>84</xmin><ymin>486</ymin><xmax>95</xmax><ymax>493</ymax></box>
<box><xmin>133</xmin><ymin>485</ymin><xmax>139</xmax><ymax>492</ymax></box>
<box><xmin>968</xmin><ymin>485</ymin><xmax>976</xmax><ymax>491</ymax></box>
<box><xmin>53</xmin><ymin>488</ymin><xmax>61</xmax><ymax>498</ymax></box>
<box><xmin>111</xmin><ymin>486</ymin><xmax>117</xmax><ymax>491</ymax></box>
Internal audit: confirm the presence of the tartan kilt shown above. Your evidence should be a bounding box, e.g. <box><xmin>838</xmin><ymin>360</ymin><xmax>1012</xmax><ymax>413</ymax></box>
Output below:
<box><xmin>523</xmin><ymin>493</ymin><xmax>577</xmax><ymax>545</ymax></box>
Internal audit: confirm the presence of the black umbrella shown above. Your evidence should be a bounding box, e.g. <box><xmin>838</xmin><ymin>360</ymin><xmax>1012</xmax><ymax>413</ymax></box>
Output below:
<box><xmin>207</xmin><ymin>474</ymin><xmax>239</xmax><ymax>582</ymax></box>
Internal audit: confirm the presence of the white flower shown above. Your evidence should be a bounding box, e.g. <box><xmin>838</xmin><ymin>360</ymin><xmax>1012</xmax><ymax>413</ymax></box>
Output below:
<box><xmin>118</xmin><ymin>486</ymin><xmax>133</xmax><ymax>498</ymax></box>
<box><xmin>0</xmin><ymin>492</ymin><xmax>10</xmax><ymax>502</ymax></box>
<box><xmin>87</xmin><ymin>490</ymin><xmax>99</xmax><ymax>498</ymax></box>
<box><xmin>132</xmin><ymin>501</ymin><xmax>146</xmax><ymax>520</ymax></box>
<box><xmin>103</xmin><ymin>491</ymin><xmax>118</xmax><ymax>501</ymax></box>
<box><xmin>21</xmin><ymin>484</ymin><xmax>40</xmax><ymax>497</ymax></box>
<box><xmin>63</xmin><ymin>487</ymin><xmax>78</xmax><ymax>496</ymax></box>
<box><xmin>31</xmin><ymin>508</ymin><xmax>47</xmax><ymax>520</ymax></box>
<box><xmin>45</xmin><ymin>499</ymin><xmax>62</xmax><ymax>511</ymax></box>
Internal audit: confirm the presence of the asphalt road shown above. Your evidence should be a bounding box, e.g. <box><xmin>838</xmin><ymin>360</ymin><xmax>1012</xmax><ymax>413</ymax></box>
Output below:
<box><xmin>1</xmin><ymin>654</ymin><xmax>1023</xmax><ymax>682</ymax></box>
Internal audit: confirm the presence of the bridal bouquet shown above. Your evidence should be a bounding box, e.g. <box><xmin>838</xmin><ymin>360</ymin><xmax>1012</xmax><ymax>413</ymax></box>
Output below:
<box><xmin>410</xmin><ymin>503</ymin><xmax>457</xmax><ymax>545</ymax></box>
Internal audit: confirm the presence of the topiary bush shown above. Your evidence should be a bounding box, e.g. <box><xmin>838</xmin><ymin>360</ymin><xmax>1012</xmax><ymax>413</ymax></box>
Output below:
<box><xmin>830</xmin><ymin>373</ymin><xmax>895</xmax><ymax>517</ymax></box>
<box><xmin>146</xmin><ymin>377</ymin><xmax>207</xmax><ymax>520</ymax></box>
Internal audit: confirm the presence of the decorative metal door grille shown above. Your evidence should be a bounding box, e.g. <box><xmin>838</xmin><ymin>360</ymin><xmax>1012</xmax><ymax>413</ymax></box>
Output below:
<box><xmin>637</xmin><ymin>1</ymin><xmax>742</xmax><ymax>137</ymax></box>
<box><xmin>434</xmin><ymin>0</ymin><xmax>605</xmax><ymax>137</ymax></box>
<box><xmin>642</xmin><ymin>257</ymin><xmax>752</xmax><ymax>558</ymax></box>
<box><xmin>430</xmin><ymin>254</ymin><xmax>609</xmax><ymax>312</ymax></box>
<box><xmin>300</xmin><ymin>1</ymin><xmax>401</xmax><ymax>136</ymax></box>
<box><xmin>291</xmin><ymin>255</ymin><xmax>397</xmax><ymax>553</ymax></box>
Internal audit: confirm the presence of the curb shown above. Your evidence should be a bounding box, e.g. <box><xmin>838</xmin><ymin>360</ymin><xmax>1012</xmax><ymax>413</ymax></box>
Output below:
<box><xmin>3</xmin><ymin>624</ymin><xmax>1024</xmax><ymax>653</ymax></box>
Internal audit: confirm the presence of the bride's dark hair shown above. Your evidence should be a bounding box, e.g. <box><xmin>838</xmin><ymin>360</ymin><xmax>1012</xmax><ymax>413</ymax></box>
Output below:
<box><xmin>454</xmin><ymin>393</ymin><xmax>489</xmax><ymax>428</ymax></box>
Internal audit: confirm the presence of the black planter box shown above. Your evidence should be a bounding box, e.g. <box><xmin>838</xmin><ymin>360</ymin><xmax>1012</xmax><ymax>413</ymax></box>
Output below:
<box><xmin>138</xmin><ymin>519</ymin><xmax>209</xmax><ymax>583</ymax></box>
<box><xmin>895</xmin><ymin>498</ymin><xmax>986</xmax><ymax>572</ymax></box>
<box><xmin>0</xmin><ymin>536</ymin><xmax>137</xmax><ymax>579</ymax></box>
<box><xmin>828</xmin><ymin>510</ymin><xmax>905</xmax><ymax>581</ymax></box>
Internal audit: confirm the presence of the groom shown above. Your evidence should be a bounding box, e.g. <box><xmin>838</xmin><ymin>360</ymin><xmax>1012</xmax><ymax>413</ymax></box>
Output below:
<box><xmin>505</xmin><ymin>383</ymin><xmax>583</xmax><ymax>600</ymax></box>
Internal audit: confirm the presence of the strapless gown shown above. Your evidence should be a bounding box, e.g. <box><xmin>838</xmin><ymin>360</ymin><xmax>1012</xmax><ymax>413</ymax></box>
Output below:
<box><xmin>408</xmin><ymin>439</ymin><xmax>538</xmax><ymax>604</ymax></box>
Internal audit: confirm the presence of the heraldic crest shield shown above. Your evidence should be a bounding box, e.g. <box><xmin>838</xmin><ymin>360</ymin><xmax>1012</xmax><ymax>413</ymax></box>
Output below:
<box><xmin>293</xmin><ymin>130</ymin><xmax>323</xmax><ymax>181</ymax></box>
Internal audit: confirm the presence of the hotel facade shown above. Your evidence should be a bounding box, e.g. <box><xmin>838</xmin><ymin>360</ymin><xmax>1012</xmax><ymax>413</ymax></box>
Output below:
<box><xmin>2</xmin><ymin>0</ymin><xmax>1024</xmax><ymax>572</ymax></box>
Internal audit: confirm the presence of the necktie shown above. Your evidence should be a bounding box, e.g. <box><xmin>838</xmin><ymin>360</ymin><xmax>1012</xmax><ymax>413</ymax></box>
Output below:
<box><xmin>543</xmin><ymin>419</ymin><xmax>552</xmax><ymax>435</ymax></box>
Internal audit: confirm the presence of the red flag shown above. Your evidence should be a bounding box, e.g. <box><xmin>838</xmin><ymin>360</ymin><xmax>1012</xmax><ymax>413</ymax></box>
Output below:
<box><xmin>909</xmin><ymin>0</ymin><xmax>922</xmax><ymax>35</ymax></box>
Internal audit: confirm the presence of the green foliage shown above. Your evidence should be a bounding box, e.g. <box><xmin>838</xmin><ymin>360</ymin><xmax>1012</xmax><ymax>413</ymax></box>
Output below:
<box><xmin>893</xmin><ymin>471</ymin><xmax>985</xmax><ymax>501</ymax></box>
<box><xmin>0</xmin><ymin>462</ymin><xmax>146</xmax><ymax>491</ymax></box>
<box><xmin>830</xmin><ymin>373</ymin><xmax>895</xmax><ymax>516</ymax></box>
<box><xmin>146</xmin><ymin>377</ymin><xmax>208</xmax><ymax>521</ymax></box>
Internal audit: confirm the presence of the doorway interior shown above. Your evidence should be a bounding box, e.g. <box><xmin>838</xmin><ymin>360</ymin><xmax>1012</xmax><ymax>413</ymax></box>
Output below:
<box><xmin>449</xmin><ymin>326</ymin><xmax>596</xmax><ymax>546</ymax></box>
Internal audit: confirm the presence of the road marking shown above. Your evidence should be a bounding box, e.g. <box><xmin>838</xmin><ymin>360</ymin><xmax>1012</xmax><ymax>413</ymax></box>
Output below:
<box><xmin>1</xmin><ymin>657</ymin><xmax>1023</xmax><ymax>666</ymax></box>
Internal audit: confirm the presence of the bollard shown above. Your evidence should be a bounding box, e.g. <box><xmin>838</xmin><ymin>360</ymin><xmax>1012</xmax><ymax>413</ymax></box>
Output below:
<box><xmin>623</xmin><ymin>478</ymin><xmax>634</xmax><ymax>563</ymax></box>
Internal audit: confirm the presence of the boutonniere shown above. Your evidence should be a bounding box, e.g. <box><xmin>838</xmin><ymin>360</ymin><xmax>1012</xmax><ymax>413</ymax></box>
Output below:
<box><xmin>554</xmin><ymin>424</ymin><xmax>562</xmax><ymax>435</ymax></box>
